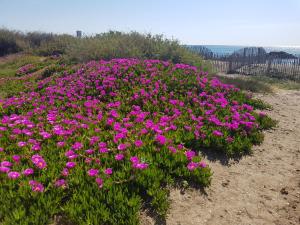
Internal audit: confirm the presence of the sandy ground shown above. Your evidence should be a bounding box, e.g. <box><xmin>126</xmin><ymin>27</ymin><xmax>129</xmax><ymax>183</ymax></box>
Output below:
<box><xmin>141</xmin><ymin>89</ymin><xmax>300</xmax><ymax>225</ymax></box>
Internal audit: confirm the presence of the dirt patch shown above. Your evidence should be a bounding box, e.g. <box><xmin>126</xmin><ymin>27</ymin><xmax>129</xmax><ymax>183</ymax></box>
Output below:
<box><xmin>141</xmin><ymin>89</ymin><xmax>300</xmax><ymax>225</ymax></box>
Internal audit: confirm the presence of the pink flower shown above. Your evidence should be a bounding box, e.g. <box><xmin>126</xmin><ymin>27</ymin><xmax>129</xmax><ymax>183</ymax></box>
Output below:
<box><xmin>22</xmin><ymin>168</ymin><xmax>34</xmax><ymax>176</ymax></box>
<box><xmin>98</xmin><ymin>142</ymin><xmax>107</xmax><ymax>148</ymax></box>
<box><xmin>0</xmin><ymin>147</ymin><xmax>4</xmax><ymax>152</ymax></box>
<box><xmin>66</xmin><ymin>162</ymin><xmax>76</xmax><ymax>169</ymax></box>
<box><xmin>29</xmin><ymin>180</ymin><xmax>44</xmax><ymax>192</ymax></box>
<box><xmin>168</xmin><ymin>146</ymin><xmax>177</xmax><ymax>153</ymax></box>
<box><xmin>85</xmin><ymin>149</ymin><xmax>95</xmax><ymax>155</ymax></box>
<box><xmin>0</xmin><ymin>166</ymin><xmax>10</xmax><ymax>173</ymax></box>
<box><xmin>99</xmin><ymin>147</ymin><xmax>109</xmax><ymax>153</ymax></box>
<box><xmin>130</xmin><ymin>156</ymin><xmax>139</xmax><ymax>164</ymax></box>
<box><xmin>18</xmin><ymin>141</ymin><xmax>27</xmax><ymax>147</ymax></box>
<box><xmin>185</xmin><ymin>150</ymin><xmax>196</xmax><ymax>161</ymax></box>
<box><xmin>133</xmin><ymin>163</ymin><xmax>149</xmax><ymax>170</ymax></box>
<box><xmin>212</xmin><ymin>130</ymin><xmax>223</xmax><ymax>136</ymax></box>
<box><xmin>95</xmin><ymin>177</ymin><xmax>103</xmax><ymax>188</ymax></box>
<box><xmin>35</xmin><ymin>159</ymin><xmax>47</xmax><ymax>169</ymax></box>
<box><xmin>62</xmin><ymin>168</ymin><xmax>69</xmax><ymax>176</ymax></box>
<box><xmin>32</xmin><ymin>144</ymin><xmax>41</xmax><ymax>151</ymax></box>
<box><xmin>117</xmin><ymin>143</ymin><xmax>128</xmax><ymax>151</ymax></box>
<box><xmin>55</xmin><ymin>179</ymin><xmax>67</xmax><ymax>188</ymax></box>
<box><xmin>88</xmin><ymin>169</ymin><xmax>99</xmax><ymax>177</ymax></box>
<box><xmin>8</xmin><ymin>171</ymin><xmax>20</xmax><ymax>179</ymax></box>
<box><xmin>104</xmin><ymin>168</ymin><xmax>113</xmax><ymax>175</ymax></box>
<box><xmin>155</xmin><ymin>134</ymin><xmax>167</xmax><ymax>145</ymax></box>
<box><xmin>187</xmin><ymin>162</ymin><xmax>198</xmax><ymax>171</ymax></box>
<box><xmin>115</xmin><ymin>153</ymin><xmax>124</xmax><ymax>161</ymax></box>
<box><xmin>40</xmin><ymin>131</ymin><xmax>52</xmax><ymax>139</ymax></box>
<box><xmin>12</xmin><ymin>155</ymin><xmax>21</xmax><ymax>163</ymax></box>
<box><xmin>134</xmin><ymin>140</ymin><xmax>143</xmax><ymax>148</ymax></box>
<box><xmin>1</xmin><ymin>161</ymin><xmax>12</xmax><ymax>167</ymax></box>
<box><xmin>72</xmin><ymin>142</ymin><xmax>83</xmax><ymax>150</ymax></box>
<box><xmin>57</xmin><ymin>141</ymin><xmax>65</xmax><ymax>147</ymax></box>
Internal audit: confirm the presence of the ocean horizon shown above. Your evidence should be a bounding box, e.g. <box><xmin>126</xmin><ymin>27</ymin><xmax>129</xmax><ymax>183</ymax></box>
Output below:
<box><xmin>188</xmin><ymin>45</ymin><xmax>300</xmax><ymax>57</ymax></box>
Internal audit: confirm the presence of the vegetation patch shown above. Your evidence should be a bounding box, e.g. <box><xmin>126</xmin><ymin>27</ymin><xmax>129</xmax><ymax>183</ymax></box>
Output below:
<box><xmin>0</xmin><ymin>59</ymin><xmax>275</xmax><ymax>224</ymax></box>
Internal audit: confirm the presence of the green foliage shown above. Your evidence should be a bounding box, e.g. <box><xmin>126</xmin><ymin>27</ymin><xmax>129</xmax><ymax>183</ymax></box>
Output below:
<box><xmin>0</xmin><ymin>29</ymin><xmax>206</xmax><ymax>68</ymax></box>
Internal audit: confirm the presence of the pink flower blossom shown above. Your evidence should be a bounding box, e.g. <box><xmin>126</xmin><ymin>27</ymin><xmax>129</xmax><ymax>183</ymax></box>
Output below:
<box><xmin>0</xmin><ymin>166</ymin><xmax>10</xmax><ymax>173</ymax></box>
<box><xmin>155</xmin><ymin>134</ymin><xmax>167</xmax><ymax>145</ymax></box>
<box><xmin>187</xmin><ymin>162</ymin><xmax>198</xmax><ymax>171</ymax></box>
<box><xmin>88</xmin><ymin>169</ymin><xmax>99</xmax><ymax>177</ymax></box>
<box><xmin>29</xmin><ymin>180</ymin><xmax>44</xmax><ymax>192</ymax></box>
<box><xmin>212</xmin><ymin>130</ymin><xmax>223</xmax><ymax>136</ymax></box>
<box><xmin>185</xmin><ymin>150</ymin><xmax>196</xmax><ymax>161</ymax></box>
<box><xmin>55</xmin><ymin>179</ymin><xmax>67</xmax><ymax>188</ymax></box>
<box><xmin>134</xmin><ymin>140</ymin><xmax>143</xmax><ymax>148</ymax></box>
<box><xmin>22</xmin><ymin>168</ymin><xmax>34</xmax><ymax>176</ymax></box>
<box><xmin>104</xmin><ymin>168</ymin><xmax>113</xmax><ymax>175</ymax></box>
<box><xmin>95</xmin><ymin>177</ymin><xmax>103</xmax><ymax>188</ymax></box>
<box><xmin>115</xmin><ymin>153</ymin><xmax>124</xmax><ymax>161</ymax></box>
<box><xmin>8</xmin><ymin>171</ymin><xmax>20</xmax><ymax>179</ymax></box>
<box><xmin>66</xmin><ymin>162</ymin><xmax>76</xmax><ymax>169</ymax></box>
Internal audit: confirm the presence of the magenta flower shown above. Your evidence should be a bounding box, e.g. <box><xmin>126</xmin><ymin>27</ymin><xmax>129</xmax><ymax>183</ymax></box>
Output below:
<box><xmin>187</xmin><ymin>162</ymin><xmax>198</xmax><ymax>171</ymax></box>
<box><xmin>1</xmin><ymin>161</ymin><xmax>12</xmax><ymax>167</ymax></box>
<box><xmin>62</xmin><ymin>168</ymin><xmax>69</xmax><ymax>176</ymax></box>
<box><xmin>31</xmin><ymin>155</ymin><xmax>47</xmax><ymax>169</ymax></box>
<box><xmin>0</xmin><ymin>166</ymin><xmax>10</xmax><ymax>173</ymax></box>
<box><xmin>133</xmin><ymin>163</ymin><xmax>149</xmax><ymax>170</ymax></box>
<box><xmin>130</xmin><ymin>156</ymin><xmax>139</xmax><ymax>164</ymax></box>
<box><xmin>134</xmin><ymin>140</ymin><xmax>143</xmax><ymax>148</ymax></box>
<box><xmin>212</xmin><ymin>130</ymin><xmax>223</xmax><ymax>136</ymax></box>
<box><xmin>115</xmin><ymin>153</ymin><xmax>124</xmax><ymax>161</ymax></box>
<box><xmin>8</xmin><ymin>171</ymin><xmax>21</xmax><ymax>179</ymax></box>
<box><xmin>104</xmin><ymin>168</ymin><xmax>113</xmax><ymax>175</ymax></box>
<box><xmin>185</xmin><ymin>150</ymin><xmax>196</xmax><ymax>161</ymax></box>
<box><xmin>99</xmin><ymin>147</ymin><xmax>109</xmax><ymax>153</ymax></box>
<box><xmin>72</xmin><ymin>142</ymin><xmax>83</xmax><ymax>150</ymax></box>
<box><xmin>22</xmin><ymin>168</ymin><xmax>34</xmax><ymax>176</ymax></box>
<box><xmin>57</xmin><ymin>141</ymin><xmax>65</xmax><ymax>147</ymax></box>
<box><xmin>155</xmin><ymin>134</ymin><xmax>167</xmax><ymax>145</ymax></box>
<box><xmin>36</xmin><ymin>159</ymin><xmax>47</xmax><ymax>169</ymax></box>
<box><xmin>95</xmin><ymin>177</ymin><xmax>103</xmax><ymax>188</ymax></box>
<box><xmin>85</xmin><ymin>158</ymin><xmax>92</xmax><ymax>164</ymax></box>
<box><xmin>29</xmin><ymin>180</ymin><xmax>44</xmax><ymax>192</ymax></box>
<box><xmin>88</xmin><ymin>168</ymin><xmax>99</xmax><ymax>177</ymax></box>
<box><xmin>98</xmin><ymin>142</ymin><xmax>107</xmax><ymax>148</ymax></box>
<box><xmin>32</xmin><ymin>144</ymin><xmax>41</xmax><ymax>151</ymax></box>
<box><xmin>168</xmin><ymin>146</ymin><xmax>177</xmax><ymax>153</ymax></box>
<box><xmin>12</xmin><ymin>155</ymin><xmax>21</xmax><ymax>163</ymax></box>
<box><xmin>0</xmin><ymin>147</ymin><xmax>4</xmax><ymax>152</ymax></box>
<box><xmin>66</xmin><ymin>162</ymin><xmax>76</xmax><ymax>169</ymax></box>
<box><xmin>117</xmin><ymin>143</ymin><xmax>128</xmax><ymax>151</ymax></box>
<box><xmin>85</xmin><ymin>149</ymin><xmax>95</xmax><ymax>155</ymax></box>
<box><xmin>54</xmin><ymin>179</ymin><xmax>67</xmax><ymax>188</ymax></box>
<box><xmin>18</xmin><ymin>141</ymin><xmax>27</xmax><ymax>147</ymax></box>
<box><xmin>40</xmin><ymin>131</ymin><xmax>52</xmax><ymax>139</ymax></box>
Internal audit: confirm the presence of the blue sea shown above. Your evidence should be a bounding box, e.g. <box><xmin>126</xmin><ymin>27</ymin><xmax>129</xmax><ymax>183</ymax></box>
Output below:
<box><xmin>191</xmin><ymin>45</ymin><xmax>300</xmax><ymax>57</ymax></box>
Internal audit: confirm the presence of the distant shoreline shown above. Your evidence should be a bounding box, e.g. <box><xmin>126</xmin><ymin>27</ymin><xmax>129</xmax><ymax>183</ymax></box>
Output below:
<box><xmin>187</xmin><ymin>45</ymin><xmax>300</xmax><ymax>57</ymax></box>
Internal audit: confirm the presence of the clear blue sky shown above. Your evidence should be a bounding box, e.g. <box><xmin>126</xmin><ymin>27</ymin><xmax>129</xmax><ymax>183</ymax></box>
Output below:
<box><xmin>1</xmin><ymin>0</ymin><xmax>300</xmax><ymax>46</ymax></box>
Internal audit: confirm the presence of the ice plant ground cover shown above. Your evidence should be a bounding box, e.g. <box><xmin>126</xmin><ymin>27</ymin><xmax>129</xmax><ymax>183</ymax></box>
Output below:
<box><xmin>0</xmin><ymin>59</ymin><xmax>275</xmax><ymax>224</ymax></box>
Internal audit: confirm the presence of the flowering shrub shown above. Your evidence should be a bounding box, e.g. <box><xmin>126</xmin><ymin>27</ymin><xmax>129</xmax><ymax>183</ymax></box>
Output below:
<box><xmin>0</xmin><ymin>59</ymin><xmax>274</xmax><ymax>224</ymax></box>
<box><xmin>15</xmin><ymin>64</ymin><xmax>37</xmax><ymax>76</ymax></box>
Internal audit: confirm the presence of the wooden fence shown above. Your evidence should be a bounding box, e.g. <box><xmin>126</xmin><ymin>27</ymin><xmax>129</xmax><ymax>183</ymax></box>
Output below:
<box><xmin>206</xmin><ymin>54</ymin><xmax>300</xmax><ymax>80</ymax></box>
